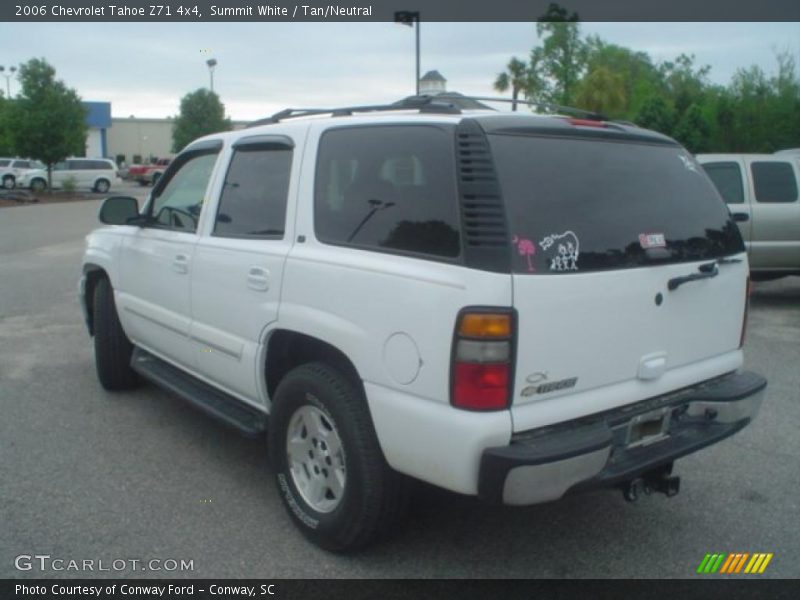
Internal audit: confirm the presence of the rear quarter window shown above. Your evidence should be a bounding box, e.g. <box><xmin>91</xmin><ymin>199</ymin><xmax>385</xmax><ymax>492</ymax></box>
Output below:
<box><xmin>314</xmin><ymin>125</ymin><xmax>461</xmax><ymax>259</ymax></box>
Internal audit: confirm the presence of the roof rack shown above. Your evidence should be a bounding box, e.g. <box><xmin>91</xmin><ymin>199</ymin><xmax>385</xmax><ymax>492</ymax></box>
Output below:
<box><xmin>434</xmin><ymin>94</ymin><xmax>609</xmax><ymax>121</ymax></box>
<box><xmin>245</xmin><ymin>94</ymin><xmax>608</xmax><ymax>128</ymax></box>
<box><xmin>246</xmin><ymin>96</ymin><xmax>464</xmax><ymax>128</ymax></box>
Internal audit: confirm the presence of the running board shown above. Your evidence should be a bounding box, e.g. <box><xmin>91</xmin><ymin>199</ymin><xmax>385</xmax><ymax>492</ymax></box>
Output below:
<box><xmin>131</xmin><ymin>348</ymin><xmax>267</xmax><ymax>437</ymax></box>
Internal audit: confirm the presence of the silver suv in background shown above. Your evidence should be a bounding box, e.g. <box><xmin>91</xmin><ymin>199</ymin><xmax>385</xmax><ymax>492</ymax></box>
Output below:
<box><xmin>18</xmin><ymin>158</ymin><xmax>119</xmax><ymax>193</ymax></box>
<box><xmin>697</xmin><ymin>153</ymin><xmax>800</xmax><ymax>280</ymax></box>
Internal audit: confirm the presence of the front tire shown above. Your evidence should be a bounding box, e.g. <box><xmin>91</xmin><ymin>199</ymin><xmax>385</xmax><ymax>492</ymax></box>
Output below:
<box><xmin>30</xmin><ymin>178</ymin><xmax>46</xmax><ymax>192</ymax></box>
<box><xmin>268</xmin><ymin>362</ymin><xmax>407</xmax><ymax>552</ymax></box>
<box><xmin>2</xmin><ymin>175</ymin><xmax>14</xmax><ymax>189</ymax></box>
<box><xmin>93</xmin><ymin>277</ymin><xmax>138</xmax><ymax>390</ymax></box>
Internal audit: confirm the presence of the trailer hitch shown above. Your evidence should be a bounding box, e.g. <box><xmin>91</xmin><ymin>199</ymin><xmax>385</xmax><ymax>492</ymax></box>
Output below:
<box><xmin>621</xmin><ymin>463</ymin><xmax>680</xmax><ymax>502</ymax></box>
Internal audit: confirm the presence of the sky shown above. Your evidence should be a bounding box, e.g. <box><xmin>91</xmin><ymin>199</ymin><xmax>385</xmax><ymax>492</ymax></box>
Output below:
<box><xmin>0</xmin><ymin>22</ymin><xmax>798</xmax><ymax>121</ymax></box>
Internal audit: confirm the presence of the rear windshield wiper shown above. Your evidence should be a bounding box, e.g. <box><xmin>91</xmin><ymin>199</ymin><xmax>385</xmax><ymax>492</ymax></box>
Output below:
<box><xmin>668</xmin><ymin>262</ymin><xmax>719</xmax><ymax>291</ymax></box>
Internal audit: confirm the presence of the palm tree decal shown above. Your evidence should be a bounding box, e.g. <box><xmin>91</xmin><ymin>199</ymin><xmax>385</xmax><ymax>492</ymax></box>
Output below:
<box><xmin>512</xmin><ymin>235</ymin><xmax>536</xmax><ymax>272</ymax></box>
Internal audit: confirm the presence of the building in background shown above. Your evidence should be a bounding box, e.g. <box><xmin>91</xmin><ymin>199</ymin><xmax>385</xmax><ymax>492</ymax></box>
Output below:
<box><xmin>106</xmin><ymin>117</ymin><xmax>175</xmax><ymax>165</ymax></box>
<box><xmin>82</xmin><ymin>102</ymin><xmax>111</xmax><ymax>158</ymax></box>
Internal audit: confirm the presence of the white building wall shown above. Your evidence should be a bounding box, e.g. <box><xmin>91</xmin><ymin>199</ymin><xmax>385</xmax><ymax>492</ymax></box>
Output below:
<box><xmin>85</xmin><ymin>129</ymin><xmax>103</xmax><ymax>158</ymax></box>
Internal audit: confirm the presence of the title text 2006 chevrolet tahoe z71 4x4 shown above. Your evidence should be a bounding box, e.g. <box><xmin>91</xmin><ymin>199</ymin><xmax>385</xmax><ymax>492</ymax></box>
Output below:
<box><xmin>81</xmin><ymin>96</ymin><xmax>767</xmax><ymax>551</ymax></box>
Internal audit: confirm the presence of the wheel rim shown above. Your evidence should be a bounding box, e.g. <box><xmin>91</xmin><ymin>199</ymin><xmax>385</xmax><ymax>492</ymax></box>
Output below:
<box><xmin>2</xmin><ymin>176</ymin><xmax>13</xmax><ymax>189</ymax></box>
<box><xmin>96</xmin><ymin>181</ymin><xmax>109</xmax><ymax>193</ymax></box>
<box><xmin>32</xmin><ymin>180</ymin><xmax>45</xmax><ymax>192</ymax></box>
<box><xmin>286</xmin><ymin>401</ymin><xmax>346</xmax><ymax>513</ymax></box>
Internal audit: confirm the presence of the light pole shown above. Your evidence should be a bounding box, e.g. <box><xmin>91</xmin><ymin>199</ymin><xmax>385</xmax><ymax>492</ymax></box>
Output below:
<box><xmin>394</xmin><ymin>11</ymin><xmax>420</xmax><ymax>96</ymax></box>
<box><xmin>206</xmin><ymin>58</ymin><xmax>217</xmax><ymax>93</ymax></box>
<box><xmin>0</xmin><ymin>65</ymin><xmax>17</xmax><ymax>98</ymax></box>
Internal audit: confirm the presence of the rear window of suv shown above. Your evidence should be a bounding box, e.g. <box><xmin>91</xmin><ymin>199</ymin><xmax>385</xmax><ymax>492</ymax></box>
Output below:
<box><xmin>488</xmin><ymin>134</ymin><xmax>744</xmax><ymax>274</ymax></box>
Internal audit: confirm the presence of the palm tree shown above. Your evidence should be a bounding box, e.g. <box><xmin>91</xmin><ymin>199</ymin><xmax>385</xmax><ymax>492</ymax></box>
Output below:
<box><xmin>494</xmin><ymin>57</ymin><xmax>529</xmax><ymax>111</ymax></box>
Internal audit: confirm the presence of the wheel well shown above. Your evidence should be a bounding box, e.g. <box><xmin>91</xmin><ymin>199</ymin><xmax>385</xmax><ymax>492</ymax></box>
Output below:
<box><xmin>266</xmin><ymin>331</ymin><xmax>362</xmax><ymax>401</ymax></box>
<box><xmin>84</xmin><ymin>268</ymin><xmax>109</xmax><ymax>335</ymax></box>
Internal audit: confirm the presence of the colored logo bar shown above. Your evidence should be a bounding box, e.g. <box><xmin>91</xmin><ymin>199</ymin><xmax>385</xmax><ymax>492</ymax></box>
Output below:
<box><xmin>697</xmin><ymin>553</ymin><xmax>773</xmax><ymax>574</ymax></box>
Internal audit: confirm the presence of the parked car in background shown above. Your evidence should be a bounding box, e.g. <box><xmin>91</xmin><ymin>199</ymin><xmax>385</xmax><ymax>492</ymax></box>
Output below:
<box><xmin>697</xmin><ymin>153</ymin><xmax>800</xmax><ymax>279</ymax></box>
<box><xmin>18</xmin><ymin>158</ymin><xmax>120</xmax><ymax>193</ymax></box>
<box><xmin>0</xmin><ymin>158</ymin><xmax>46</xmax><ymax>189</ymax></box>
<box><xmin>134</xmin><ymin>158</ymin><xmax>172</xmax><ymax>185</ymax></box>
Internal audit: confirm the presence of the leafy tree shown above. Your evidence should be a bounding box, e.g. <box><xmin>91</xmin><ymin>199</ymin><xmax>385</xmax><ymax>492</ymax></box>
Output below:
<box><xmin>0</xmin><ymin>93</ymin><xmax>15</xmax><ymax>156</ymax></box>
<box><xmin>172</xmin><ymin>89</ymin><xmax>231</xmax><ymax>152</ymax></box>
<box><xmin>673</xmin><ymin>103</ymin><xmax>711</xmax><ymax>152</ymax></box>
<box><xmin>493</xmin><ymin>57</ymin><xmax>529</xmax><ymax>111</ymax></box>
<box><xmin>659</xmin><ymin>54</ymin><xmax>711</xmax><ymax>118</ymax></box>
<box><xmin>635</xmin><ymin>95</ymin><xmax>675</xmax><ymax>136</ymax></box>
<box><xmin>8</xmin><ymin>58</ymin><xmax>86</xmax><ymax>189</ymax></box>
<box><xmin>530</xmin><ymin>3</ymin><xmax>587</xmax><ymax>106</ymax></box>
<box><xmin>574</xmin><ymin>66</ymin><xmax>626</xmax><ymax>116</ymax></box>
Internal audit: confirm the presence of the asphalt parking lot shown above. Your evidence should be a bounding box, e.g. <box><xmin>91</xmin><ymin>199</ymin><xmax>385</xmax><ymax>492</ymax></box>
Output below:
<box><xmin>0</xmin><ymin>197</ymin><xmax>798</xmax><ymax>579</ymax></box>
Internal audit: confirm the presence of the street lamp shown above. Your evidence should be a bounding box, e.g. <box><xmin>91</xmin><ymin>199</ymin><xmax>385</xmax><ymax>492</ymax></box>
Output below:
<box><xmin>0</xmin><ymin>65</ymin><xmax>17</xmax><ymax>98</ymax></box>
<box><xmin>206</xmin><ymin>58</ymin><xmax>217</xmax><ymax>93</ymax></box>
<box><xmin>394</xmin><ymin>11</ymin><xmax>420</xmax><ymax>96</ymax></box>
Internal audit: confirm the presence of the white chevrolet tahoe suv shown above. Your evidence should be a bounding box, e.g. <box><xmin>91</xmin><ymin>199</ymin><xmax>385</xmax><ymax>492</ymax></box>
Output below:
<box><xmin>80</xmin><ymin>96</ymin><xmax>767</xmax><ymax>551</ymax></box>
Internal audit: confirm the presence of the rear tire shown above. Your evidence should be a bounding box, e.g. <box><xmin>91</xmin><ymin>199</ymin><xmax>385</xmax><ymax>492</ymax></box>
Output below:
<box><xmin>94</xmin><ymin>179</ymin><xmax>110</xmax><ymax>193</ymax></box>
<box><xmin>30</xmin><ymin>178</ymin><xmax>46</xmax><ymax>192</ymax></box>
<box><xmin>268</xmin><ymin>362</ymin><xmax>407</xmax><ymax>552</ymax></box>
<box><xmin>93</xmin><ymin>277</ymin><xmax>138</xmax><ymax>390</ymax></box>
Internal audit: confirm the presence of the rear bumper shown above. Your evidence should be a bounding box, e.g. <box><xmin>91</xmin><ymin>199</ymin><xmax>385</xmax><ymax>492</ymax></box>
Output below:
<box><xmin>478</xmin><ymin>371</ymin><xmax>766</xmax><ymax>505</ymax></box>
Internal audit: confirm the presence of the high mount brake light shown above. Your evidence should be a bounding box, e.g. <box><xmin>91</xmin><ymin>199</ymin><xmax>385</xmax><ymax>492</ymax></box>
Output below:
<box><xmin>564</xmin><ymin>117</ymin><xmax>608</xmax><ymax>128</ymax></box>
<box><xmin>451</xmin><ymin>310</ymin><xmax>515</xmax><ymax>411</ymax></box>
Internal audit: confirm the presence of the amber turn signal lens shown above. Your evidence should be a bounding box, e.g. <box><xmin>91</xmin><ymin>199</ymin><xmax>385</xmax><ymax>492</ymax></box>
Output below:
<box><xmin>458</xmin><ymin>313</ymin><xmax>511</xmax><ymax>338</ymax></box>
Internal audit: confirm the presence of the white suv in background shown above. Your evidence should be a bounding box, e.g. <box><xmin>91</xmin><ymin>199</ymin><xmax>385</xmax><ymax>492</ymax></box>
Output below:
<box><xmin>0</xmin><ymin>158</ymin><xmax>46</xmax><ymax>189</ymax></box>
<box><xmin>19</xmin><ymin>158</ymin><xmax>119</xmax><ymax>193</ymax></box>
<box><xmin>80</xmin><ymin>96</ymin><xmax>767</xmax><ymax>552</ymax></box>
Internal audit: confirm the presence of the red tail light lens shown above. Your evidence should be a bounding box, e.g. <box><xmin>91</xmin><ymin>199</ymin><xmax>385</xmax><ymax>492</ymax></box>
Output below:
<box><xmin>451</xmin><ymin>309</ymin><xmax>515</xmax><ymax>411</ymax></box>
<box><xmin>565</xmin><ymin>118</ymin><xmax>607</xmax><ymax>128</ymax></box>
<box><xmin>453</xmin><ymin>363</ymin><xmax>510</xmax><ymax>410</ymax></box>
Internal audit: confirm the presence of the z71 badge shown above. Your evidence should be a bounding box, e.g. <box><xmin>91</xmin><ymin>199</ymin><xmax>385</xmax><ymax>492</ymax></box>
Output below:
<box><xmin>521</xmin><ymin>373</ymin><xmax>579</xmax><ymax>397</ymax></box>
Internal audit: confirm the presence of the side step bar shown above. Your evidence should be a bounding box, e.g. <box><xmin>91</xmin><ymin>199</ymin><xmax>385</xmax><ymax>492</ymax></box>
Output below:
<box><xmin>131</xmin><ymin>348</ymin><xmax>267</xmax><ymax>437</ymax></box>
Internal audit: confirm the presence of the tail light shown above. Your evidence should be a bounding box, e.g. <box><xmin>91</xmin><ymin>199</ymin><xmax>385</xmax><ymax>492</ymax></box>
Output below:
<box><xmin>739</xmin><ymin>276</ymin><xmax>751</xmax><ymax>348</ymax></box>
<box><xmin>451</xmin><ymin>309</ymin><xmax>515</xmax><ymax>411</ymax></box>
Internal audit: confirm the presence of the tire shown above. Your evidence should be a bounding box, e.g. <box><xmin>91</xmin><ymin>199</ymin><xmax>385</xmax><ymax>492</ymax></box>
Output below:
<box><xmin>30</xmin><ymin>178</ymin><xmax>46</xmax><ymax>192</ymax></box>
<box><xmin>2</xmin><ymin>175</ymin><xmax>14</xmax><ymax>189</ymax></box>
<box><xmin>268</xmin><ymin>362</ymin><xmax>407</xmax><ymax>552</ymax></box>
<box><xmin>93</xmin><ymin>277</ymin><xmax>138</xmax><ymax>390</ymax></box>
<box><xmin>94</xmin><ymin>179</ymin><xmax>110</xmax><ymax>193</ymax></box>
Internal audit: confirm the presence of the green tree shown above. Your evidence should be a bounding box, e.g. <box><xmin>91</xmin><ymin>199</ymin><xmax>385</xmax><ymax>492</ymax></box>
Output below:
<box><xmin>8</xmin><ymin>58</ymin><xmax>86</xmax><ymax>190</ymax></box>
<box><xmin>172</xmin><ymin>89</ymin><xmax>231</xmax><ymax>152</ymax></box>
<box><xmin>493</xmin><ymin>57</ymin><xmax>529</xmax><ymax>111</ymax></box>
<box><xmin>574</xmin><ymin>66</ymin><xmax>626</xmax><ymax>116</ymax></box>
<box><xmin>635</xmin><ymin>95</ymin><xmax>675</xmax><ymax>136</ymax></box>
<box><xmin>0</xmin><ymin>93</ymin><xmax>15</xmax><ymax>156</ymax></box>
<box><xmin>673</xmin><ymin>103</ymin><xmax>711</xmax><ymax>153</ymax></box>
<box><xmin>530</xmin><ymin>3</ymin><xmax>587</xmax><ymax>106</ymax></box>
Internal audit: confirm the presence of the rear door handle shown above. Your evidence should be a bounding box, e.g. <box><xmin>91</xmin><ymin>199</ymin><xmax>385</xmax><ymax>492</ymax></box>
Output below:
<box><xmin>247</xmin><ymin>266</ymin><xmax>270</xmax><ymax>291</ymax></box>
<box><xmin>732</xmin><ymin>212</ymin><xmax>750</xmax><ymax>223</ymax></box>
<box><xmin>172</xmin><ymin>254</ymin><xmax>189</xmax><ymax>274</ymax></box>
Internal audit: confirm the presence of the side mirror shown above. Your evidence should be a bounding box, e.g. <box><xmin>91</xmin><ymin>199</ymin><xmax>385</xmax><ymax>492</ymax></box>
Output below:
<box><xmin>99</xmin><ymin>196</ymin><xmax>140</xmax><ymax>225</ymax></box>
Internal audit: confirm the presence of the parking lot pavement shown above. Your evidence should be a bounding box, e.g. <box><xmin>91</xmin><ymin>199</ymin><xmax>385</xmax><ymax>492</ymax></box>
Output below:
<box><xmin>0</xmin><ymin>201</ymin><xmax>798</xmax><ymax>578</ymax></box>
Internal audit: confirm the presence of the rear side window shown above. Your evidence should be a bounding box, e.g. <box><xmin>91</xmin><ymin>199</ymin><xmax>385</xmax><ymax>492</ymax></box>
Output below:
<box><xmin>314</xmin><ymin>125</ymin><xmax>461</xmax><ymax>259</ymax></box>
<box><xmin>489</xmin><ymin>135</ymin><xmax>743</xmax><ymax>274</ymax></box>
<box><xmin>751</xmin><ymin>162</ymin><xmax>798</xmax><ymax>203</ymax></box>
<box><xmin>0</xmin><ymin>160</ymin><xmax>10</xmax><ymax>167</ymax></box>
<box><xmin>214</xmin><ymin>145</ymin><xmax>292</xmax><ymax>238</ymax></box>
<box><xmin>702</xmin><ymin>162</ymin><xmax>744</xmax><ymax>204</ymax></box>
